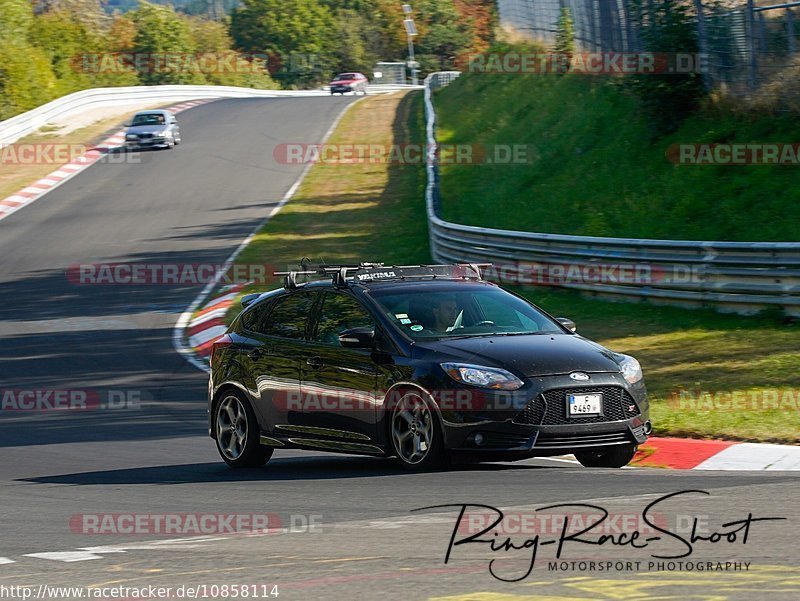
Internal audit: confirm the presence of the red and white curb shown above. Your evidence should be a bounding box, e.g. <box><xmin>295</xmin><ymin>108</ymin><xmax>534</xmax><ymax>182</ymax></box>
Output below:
<box><xmin>0</xmin><ymin>99</ymin><xmax>213</xmax><ymax>223</ymax></box>
<box><xmin>632</xmin><ymin>436</ymin><xmax>800</xmax><ymax>470</ymax></box>
<box><xmin>186</xmin><ymin>283</ymin><xmax>246</xmax><ymax>361</ymax></box>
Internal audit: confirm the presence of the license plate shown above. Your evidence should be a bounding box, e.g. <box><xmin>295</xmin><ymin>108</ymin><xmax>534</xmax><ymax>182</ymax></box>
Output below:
<box><xmin>568</xmin><ymin>393</ymin><xmax>602</xmax><ymax>416</ymax></box>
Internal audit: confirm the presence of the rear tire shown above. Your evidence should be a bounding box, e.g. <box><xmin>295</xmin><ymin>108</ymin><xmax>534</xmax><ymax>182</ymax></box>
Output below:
<box><xmin>214</xmin><ymin>390</ymin><xmax>273</xmax><ymax>468</ymax></box>
<box><xmin>575</xmin><ymin>444</ymin><xmax>636</xmax><ymax>468</ymax></box>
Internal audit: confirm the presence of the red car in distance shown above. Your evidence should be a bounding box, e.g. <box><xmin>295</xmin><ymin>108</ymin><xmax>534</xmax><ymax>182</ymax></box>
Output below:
<box><xmin>329</xmin><ymin>72</ymin><xmax>368</xmax><ymax>95</ymax></box>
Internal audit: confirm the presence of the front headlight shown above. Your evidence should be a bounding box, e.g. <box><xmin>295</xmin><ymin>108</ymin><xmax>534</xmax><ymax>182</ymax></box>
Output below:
<box><xmin>125</xmin><ymin>133</ymin><xmax>137</xmax><ymax>139</ymax></box>
<box><xmin>619</xmin><ymin>354</ymin><xmax>643</xmax><ymax>384</ymax></box>
<box><xmin>441</xmin><ymin>363</ymin><xmax>524</xmax><ymax>390</ymax></box>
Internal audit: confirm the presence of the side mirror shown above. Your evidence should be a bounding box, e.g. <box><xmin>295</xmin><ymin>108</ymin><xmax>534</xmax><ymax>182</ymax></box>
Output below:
<box><xmin>170</xmin><ymin>117</ymin><xmax>177</xmax><ymax>124</ymax></box>
<box><xmin>123</xmin><ymin>121</ymin><xmax>132</xmax><ymax>127</ymax></box>
<box><xmin>338</xmin><ymin>327</ymin><xmax>375</xmax><ymax>348</ymax></box>
<box><xmin>556</xmin><ymin>317</ymin><xmax>577</xmax><ymax>333</ymax></box>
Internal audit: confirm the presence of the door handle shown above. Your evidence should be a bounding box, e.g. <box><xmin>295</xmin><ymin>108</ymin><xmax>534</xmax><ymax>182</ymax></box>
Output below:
<box><xmin>306</xmin><ymin>356</ymin><xmax>323</xmax><ymax>368</ymax></box>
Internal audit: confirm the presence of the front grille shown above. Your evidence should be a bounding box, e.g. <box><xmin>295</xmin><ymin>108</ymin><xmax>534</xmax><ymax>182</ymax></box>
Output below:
<box><xmin>535</xmin><ymin>430</ymin><xmax>632</xmax><ymax>448</ymax></box>
<box><xmin>513</xmin><ymin>386</ymin><xmax>639</xmax><ymax>426</ymax></box>
<box><xmin>138</xmin><ymin>133</ymin><xmax>154</xmax><ymax>139</ymax></box>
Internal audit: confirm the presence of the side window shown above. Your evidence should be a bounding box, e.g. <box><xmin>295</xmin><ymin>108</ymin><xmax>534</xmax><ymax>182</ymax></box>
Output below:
<box><xmin>260</xmin><ymin>293</ymin><xmax>316</xmax><ymax>339</ymax></box>
<box><xmin>240</xmin><ymin>299</ymin><xmax>274</xmax><ymax>334</ymax></box>
<box><xmin>314</xmin><ymin>293</ymin><xmax>375</xmax><ymax>345</ymax></box>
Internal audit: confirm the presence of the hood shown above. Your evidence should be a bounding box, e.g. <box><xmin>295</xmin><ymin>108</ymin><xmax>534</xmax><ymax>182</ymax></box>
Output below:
<box><xmin>127</xmin><ymin>124</ymin><xmax>168</xmax><ymax>134</ymax></box>
<box><xmin>418</xmin><ymin>334</ymin><xmax>622</xmax><ymax>377</ymax></box>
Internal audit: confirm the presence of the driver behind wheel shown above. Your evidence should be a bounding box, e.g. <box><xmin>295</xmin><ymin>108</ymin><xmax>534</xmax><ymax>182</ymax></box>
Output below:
<box><xmin>431</xmin><ymin>297</ymin><xmax>459</xmax><ymax>333</ymax></box>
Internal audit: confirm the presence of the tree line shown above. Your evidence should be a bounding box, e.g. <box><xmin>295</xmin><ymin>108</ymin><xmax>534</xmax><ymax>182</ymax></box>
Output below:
<box><xmin>0</xmin><ymin>0</ymin><xmax>496</xmax><ymax>121</ymax></box>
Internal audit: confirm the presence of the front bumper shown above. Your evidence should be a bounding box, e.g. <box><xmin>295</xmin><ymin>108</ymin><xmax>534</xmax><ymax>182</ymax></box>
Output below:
<box><xmin>437</xmin><ymin>372</ymin><xmax>649</xmax><ymax>456</ymax></box>
<box><xmin>126</xmin><ymin>137</ymin><xmax>168</xmax><ymax>149</ymax></box>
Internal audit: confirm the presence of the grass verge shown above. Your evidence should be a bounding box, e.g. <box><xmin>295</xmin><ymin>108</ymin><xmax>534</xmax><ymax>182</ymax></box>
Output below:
<box><xmin>221</xmin><ymin>89</ymin><xmax>799</xmax><ymax>444</ymax></box>
<box><xmin>234</xmin><ymin>91</ymin><xmax>429</xmax><ymax>289</ymax></box>
<box><xmin>434</xmin><ymin>73</ymin><xmax>800</xmax><ymax>242</ymax></box>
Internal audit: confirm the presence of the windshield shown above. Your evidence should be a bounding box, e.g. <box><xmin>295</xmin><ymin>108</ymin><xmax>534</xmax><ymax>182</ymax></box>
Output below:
<box><xmin>334</xmin><ymin>73</ymin><xmax>356</xmax><ymax>80</ymax></box>
<box><xmin>369</xmin><ymin>285</ymin><xmax>564</xmax><ymax>339</ymax></box>
<box><xmin>131</xmin><ymin>113</ymin><xmax>166</xmax><ymax>126</ymax></box>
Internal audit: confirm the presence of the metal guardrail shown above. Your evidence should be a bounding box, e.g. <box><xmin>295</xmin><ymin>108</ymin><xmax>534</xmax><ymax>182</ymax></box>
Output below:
<box><xmin>0</xmin><ymin>84</ymin><xmax>421</xmax><ymax>146</ymax></box>
<box><xmin>423</xmin><ymin>72</ymin><xmax>800</xmax><ymax>316</ymax></box>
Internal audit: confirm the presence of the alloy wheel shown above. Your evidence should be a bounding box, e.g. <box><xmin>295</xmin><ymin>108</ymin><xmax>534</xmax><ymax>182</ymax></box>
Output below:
<box><xmin>391</xmin><ymin>393</ymin><xmax>434</xmax><ymax>465</ymax></box>
<box><xmin>216</xmin><ymin>395</ymin><xmax>249</xmax><ymax>461</ymax></box>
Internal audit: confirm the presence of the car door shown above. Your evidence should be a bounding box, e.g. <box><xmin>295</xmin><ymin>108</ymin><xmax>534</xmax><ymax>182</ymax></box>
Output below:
<box><xmin>300</xmin><ymin>291</ymin><xmax>382</xmax><ymax>442</ymax></box>
<box><xmin>238</xmin><ymin>291</ymin><xmax>318</xmax><ymax>433</ymax></box>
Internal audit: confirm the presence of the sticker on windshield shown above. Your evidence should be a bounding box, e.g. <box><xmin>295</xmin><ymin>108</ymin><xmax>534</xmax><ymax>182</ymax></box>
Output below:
<box><xmin>400</xmin><ymin>318</ymin><xmax>411</xmax><ymax>324</ymax></box>
<box><xmin>410</xmin><ymin>325</ymin><xmax>423</xmax><ymax>332</ymax></box>
<box><xmin>395</xmin><ymin>313</ymin><xmax>408</xmax><ymax>319</ymax></box>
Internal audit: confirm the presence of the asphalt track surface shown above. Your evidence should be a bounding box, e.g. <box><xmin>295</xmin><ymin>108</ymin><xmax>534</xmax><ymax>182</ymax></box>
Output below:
<box><xmin>0</xmin><ymin>96</ymin><xmax>797</xmax><ymax>601</ymax></box>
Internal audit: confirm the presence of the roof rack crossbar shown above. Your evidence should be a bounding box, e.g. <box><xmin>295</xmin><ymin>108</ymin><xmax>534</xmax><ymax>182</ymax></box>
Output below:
<box><xmin>272</xmin><ymin>262</ymin><xmax>492</xmax><ymax>289</ymax></box>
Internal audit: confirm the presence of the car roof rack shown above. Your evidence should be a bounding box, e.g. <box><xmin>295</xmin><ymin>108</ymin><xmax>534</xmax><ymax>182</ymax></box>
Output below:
<box><xmin>273</xmin><ymin>262</ymin><xmax>491</xmax><ymax>289</ymax></box>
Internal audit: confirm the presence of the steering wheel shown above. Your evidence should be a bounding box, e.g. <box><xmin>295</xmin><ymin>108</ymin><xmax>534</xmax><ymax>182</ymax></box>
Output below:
<box><xmin>472</xmin><ymin>320</ymin><xmax>495</xmax><ymax>327</ymax></box>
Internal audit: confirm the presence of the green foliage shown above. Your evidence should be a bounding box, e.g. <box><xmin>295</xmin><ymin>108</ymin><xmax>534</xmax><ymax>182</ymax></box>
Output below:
<box><xmin>0</xmin><ymin>41</ymin><xmax>59</xmax><ymax>120</ymax></box>
<box><xmin>184</xmin><ymin>15</ymin><xmax>231</xmax><ymax>52</ymax></box>
<box><xmin>130</xmin><ymin>1</ymin><xmax>204</xmax><ymax>84</ymax></box>
<box><xmin>626</xmin><ymin>0</ymin><xmax>706</xmax><ymax>135</ymax></box>
<box><xmin>230</xmin><ymin>0</ymin><xmax>336</xmax><ymax>86</ymax></box>
<box><xmin>554</xmin><ymin>7</ymin><xmax>575</xmax><ymax>61</ymax></box>
<box><xmin>414</xmin><ymin>0</ymin><xmax>473</xmax><ymax>70</ymax></box>
<box><xmin>433</xmin><ymin>69</ymin><xmax>800</xmax><ymax>242</ymax></box>
<box><xmin>0</xmin><ymin>0</ymin><xmax>35</xmax><ymax>42</ymax></box>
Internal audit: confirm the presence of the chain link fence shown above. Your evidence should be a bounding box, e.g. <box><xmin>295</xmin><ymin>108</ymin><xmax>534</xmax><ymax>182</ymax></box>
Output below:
<box><xmin>497</xmin><ymin>0</ymin><xmax>800</xmax><ymax>101</ymax></box>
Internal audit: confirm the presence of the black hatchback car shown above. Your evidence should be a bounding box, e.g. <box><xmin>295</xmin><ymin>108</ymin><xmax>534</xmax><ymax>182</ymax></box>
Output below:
<box><xmin>208</xmin><ymin>264</ymin><xmax>650</xmax><ymax>470</ymax></box>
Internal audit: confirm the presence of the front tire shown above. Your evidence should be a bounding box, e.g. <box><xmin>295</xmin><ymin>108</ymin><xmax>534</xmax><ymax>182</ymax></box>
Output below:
<box><xmin>214</xmin><ymin>391</ymin><xmax>273</xmax><ymax>468</ymax></box>
<box><xmin>575</xmin><ymin>444</ymin><xmax>636</xmax><ymax>468</ymax></box>
<box><xmin>389</xmin><ymin>391</ymin><xmax>445</xmax><ymax>470</ymax></box>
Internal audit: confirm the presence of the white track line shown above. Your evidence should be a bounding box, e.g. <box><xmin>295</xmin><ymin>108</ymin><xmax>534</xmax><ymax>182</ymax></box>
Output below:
<box><xmin>24</xmin><ymin>551</ymin><xmax>104</xmax><ymax>563</ymax></box>
<box><xmin>172</xmin><ymin>96</ymin><xmax>370</xmax><ymax>373</ymax></box>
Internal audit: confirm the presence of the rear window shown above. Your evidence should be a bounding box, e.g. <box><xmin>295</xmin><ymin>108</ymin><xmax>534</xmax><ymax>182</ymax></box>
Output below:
<box><xmin>240</xmin><ymin>299</ymin><xmax>275</xmax><ymax>334</ymax></box>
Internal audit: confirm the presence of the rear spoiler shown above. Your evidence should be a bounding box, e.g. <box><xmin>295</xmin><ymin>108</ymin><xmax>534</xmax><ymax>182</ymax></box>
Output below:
<box><xmin>240</xmin><ymin>292</ymin><xmax>261</xmax><ymax>308</ymax></box>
